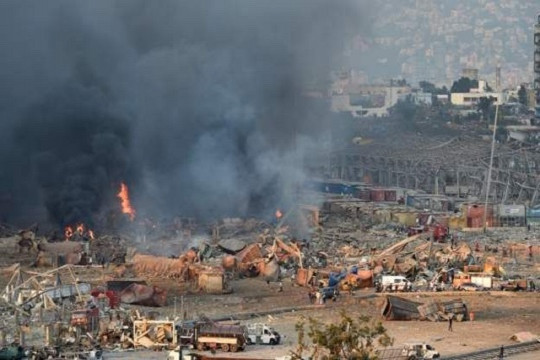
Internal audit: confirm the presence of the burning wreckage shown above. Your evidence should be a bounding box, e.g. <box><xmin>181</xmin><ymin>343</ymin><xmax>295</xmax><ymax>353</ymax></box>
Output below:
<box><xmin>0</xmin><ymin>183</ymin><xmax>539</xmax><ymax>358</ymax></box>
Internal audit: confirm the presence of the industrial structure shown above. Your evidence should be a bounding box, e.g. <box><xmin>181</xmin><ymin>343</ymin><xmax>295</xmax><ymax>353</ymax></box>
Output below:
<box><xmin>323</xmin><ymin>134</ymin><xmax>540</xmax><ymax>207</ymax></box>
<box><xmin>534</xmin><ymin>14</ymin><xmax>540</xmax><ymax>120</ymax></box>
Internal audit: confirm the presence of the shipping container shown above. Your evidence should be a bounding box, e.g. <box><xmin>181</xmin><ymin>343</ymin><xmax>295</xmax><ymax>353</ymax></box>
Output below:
<box><xmin>498</xmin><ymin>204</ymin><xmax>526</xmax><ymax>227</ymax></box>
<box><xmin>392</xmin><ymin>212</ymin><xmax>418</xmax><ymax>226</ymax></box>
<box><xmin>406</xmin><ymin>195</ymin><xmax>431</xmax><ymax>209</ymax></box>
<box><xmin>498</xmin><ymin>204</ymin><xmax>526</xmax><ymax>217</ymax></box>
<box><xmin>355</xmin><ymin>189</ymin><xmax>371</xmax><ymax>201</ymax></box>
<box><xmin>466</xmin><ymin>204</ymin><xmax>494</xmax><ymax>228</ymax></box>
<box><xmin>384</xmin><ymin>189</ymin><xmax>397</xmax><ymax>202</ymax></box>
<box><xmin>527</xmin><ymin>206</ymin><xmax>540</xmax><ymax>217</ymax></box>
<box><xmin>406</xmin><ymin>195</ymin><xmax>449</xmax><ymax>211</ymax></box>
<box><xmin>370</xmin><ymin>189</ymin><xmax>385</xmax><ymax>202</ymax></box>
<box><xmin>305</xmin><ymin>180</ymin><xmax>355</xmax><ymax>195</ymax></box>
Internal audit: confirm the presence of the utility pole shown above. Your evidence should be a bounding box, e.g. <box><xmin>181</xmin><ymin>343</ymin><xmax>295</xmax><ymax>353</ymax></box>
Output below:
<box><xmin>483</xmin><ymin>66</ymin><xmax>501</xmax><ymax>233</ymax></box>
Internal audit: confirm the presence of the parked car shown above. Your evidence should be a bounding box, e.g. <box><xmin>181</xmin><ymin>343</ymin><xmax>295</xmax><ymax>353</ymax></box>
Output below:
<box><xmin>458</xmin><ymin>282</ymin><xmax>484</xmax><ymax>291</ymax></box>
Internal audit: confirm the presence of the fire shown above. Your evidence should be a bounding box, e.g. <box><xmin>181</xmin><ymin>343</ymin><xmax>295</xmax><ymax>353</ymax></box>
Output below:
<box><xmin>275</xmin><ymin>209</ymin><xmax>283</xmax><ymax>219</ymax></box>
<box><xmin>65</xmin><ymin>226</ymin><xmax>73</xmax><ymax>240</ymax></box>
<box><xmin>64</xmin><ymin>224</ymin><xmax>95</xmax><ymax>240</ymax></box>
<box><xmin>117</xmin><ymin>182</ymin><xmax>136</xmax><ymax>221</ymax></box>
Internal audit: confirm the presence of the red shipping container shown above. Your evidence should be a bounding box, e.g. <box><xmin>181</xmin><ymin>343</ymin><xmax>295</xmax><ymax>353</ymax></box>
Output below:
<box><xmin>384</xmin><ymin>190</ymin><xmax>397</xmax><ymax>202</ymax></box>
<box><xmin>356</xmin><ymin>189</ymin><xmax>371</xmax><ymax>201</ymax></box>
<box><xmin>466</xmin><ymin>205</ymin><xmax>494</xmax><ymax>228</ymax></box>
<box><xmin>370</xmin><ymin>189</ymin><xmax>385</xmax><ymax>202</ymax></box>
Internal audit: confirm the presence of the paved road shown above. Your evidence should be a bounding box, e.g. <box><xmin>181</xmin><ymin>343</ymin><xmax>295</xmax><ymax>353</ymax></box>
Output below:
<box><xmin>104</xmin><ymin>350</ymin><xmax>165</xmax><ymax>359</ymax></box>
<box><xmin>104</xmin><ymin>348</ymin><xmax>540</xmax><ymax>360</ymax></box>
<box><xmin>507</xmin><ymin>351</ymin><xmax>540</xmax><ymax>359</ymax></box>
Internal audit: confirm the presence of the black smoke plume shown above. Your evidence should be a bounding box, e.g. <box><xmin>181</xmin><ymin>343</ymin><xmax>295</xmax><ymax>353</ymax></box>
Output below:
<box><xmin>0</xmin><ymin>1</ymin><xmax>370</xmax><ymax>227</ymax></box>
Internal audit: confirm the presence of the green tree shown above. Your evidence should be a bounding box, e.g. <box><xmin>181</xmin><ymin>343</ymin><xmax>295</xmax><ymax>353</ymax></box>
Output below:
<box><xmin>392</xmin><ymin>79</ymin><xmax>408</xmax><ymax>87</ymax></box>
<box><xmin>290</xmin><ymin>313</ymin><xmax>393</xmax><ymax>360</ymax></box>
<box><xmin>518</xmin><ymin>85</ymin><xmax>528</xmax><ymax>106</ymax></box>
<box><xmin>389</xmin><ymin>96</ymin><xmax>418</xmax><ymax>120</ymax></box>
<box><xmin>419</xmin><ymin>81</ymin><xmax>449</xmax><ymax>95</ymax></box>
<box><xmin>450</xmin><ymin>77</ymin><xmax>478</xmax><ymax>93</ymax></box>
<box><xmin>419</xmin><ymin>81</ymin><xmax>436</xmax><ymax>93</ymax></box>
<box><xmin>477</xmin><ymin>96</ymin><xmax>495</xmax><ymax>121</ymax></box>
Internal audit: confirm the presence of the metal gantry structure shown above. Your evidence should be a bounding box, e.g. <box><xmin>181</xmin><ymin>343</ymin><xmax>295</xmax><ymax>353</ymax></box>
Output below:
<box><xmin>312</xmin><ymin>14</ymin><xmax>540</xmax><ymax>205</ymax></box>
<box><xmin>325</xmin><ymin>134</ymin><xmax>540</xmax><ymax>205</ymax></box>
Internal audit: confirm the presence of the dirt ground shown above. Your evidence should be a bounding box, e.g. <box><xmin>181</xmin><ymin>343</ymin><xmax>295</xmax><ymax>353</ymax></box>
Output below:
<box><xmin>101</xmin><ymin>284</ymin><xmax>540</xmax><ymax>359</ymax></box>
<box><xmin>119</xmin><ymin>278</ymin><xmax>540</xmax><ymax>359</ymax></box>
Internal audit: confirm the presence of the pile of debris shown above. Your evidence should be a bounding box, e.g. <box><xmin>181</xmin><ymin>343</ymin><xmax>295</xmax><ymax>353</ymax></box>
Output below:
<box><xmin>381</xmin><ymin>295</ymin><xmax>470</xmax><ymax>322</ymax></box>
<box><xmin>91</xmin><ymin>235</ymin><xmax>128</xmax><ymax>265</ymax></box>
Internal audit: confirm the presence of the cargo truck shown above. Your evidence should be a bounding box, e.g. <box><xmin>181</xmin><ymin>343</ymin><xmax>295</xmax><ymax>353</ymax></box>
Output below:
<box><xmin>175</xmin><ymin>321</ymin><xmax>248</xmax><ymax>352</ymax></box>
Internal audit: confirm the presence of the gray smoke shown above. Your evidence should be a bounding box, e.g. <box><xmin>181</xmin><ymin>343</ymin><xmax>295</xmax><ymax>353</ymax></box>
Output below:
<box><xmin>0</xmin><ymin>1</ymin><xmax>370</xmax><ymax>227</ymax></box>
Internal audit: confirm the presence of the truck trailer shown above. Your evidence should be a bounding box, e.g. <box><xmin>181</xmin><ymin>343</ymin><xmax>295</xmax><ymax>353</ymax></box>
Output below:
<box><xmin>176</xmin><ymin>321</ymin><xmax>248</xmax><ymax>353</ymax></box>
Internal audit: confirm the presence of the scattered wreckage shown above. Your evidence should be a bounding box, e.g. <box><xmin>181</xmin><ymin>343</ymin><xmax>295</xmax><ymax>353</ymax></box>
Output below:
<box><xmin>381</xmin><ymin>295</ymin><xmax>470</xmax><ymax>322</ymax></box>
<box><xmin>0</xmin><ymin>198</ymin><xmax>537</xmax><ymax>358</ymax></box>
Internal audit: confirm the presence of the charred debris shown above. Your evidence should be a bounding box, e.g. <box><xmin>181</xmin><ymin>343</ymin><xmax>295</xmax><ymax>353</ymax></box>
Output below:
<box><xmin>0</xmin><ymin>182</ymin><xmax>538</xmax><ymax>357</ymax></box>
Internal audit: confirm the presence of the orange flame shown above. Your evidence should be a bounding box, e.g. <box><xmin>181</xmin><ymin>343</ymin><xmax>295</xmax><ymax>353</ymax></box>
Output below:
<box><xmin>65</xmin><ymin>224</ymin><xmax>94</xmax><ymax>240</ymax></box>
<box><xmin>65</xmin><ymin>226</ymin><xmax>73</xmax><ymax>240</ymax></box>
<box><xmin>117</xmin><ymin>182</ymin><xmax>136</xmax><ymax>221</ymax></box>
<box><xmin>275</xmin><ymin>209</ymin><xmax>283</xmax><ymax>219</ymax></box>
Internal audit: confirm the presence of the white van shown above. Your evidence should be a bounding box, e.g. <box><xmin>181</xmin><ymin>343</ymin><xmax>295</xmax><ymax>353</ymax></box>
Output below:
<box><xmin>378</xmin><ymin>275</ymin><xmax>412</xmax><ymax>292</ymax></box>
<box><xmin>246</xmin><ymin>323</ymin><xmax>281</xmax><ymax>345</ymax></box>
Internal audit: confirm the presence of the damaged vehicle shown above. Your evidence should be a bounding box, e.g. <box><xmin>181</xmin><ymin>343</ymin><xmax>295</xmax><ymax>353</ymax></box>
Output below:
<box><xmin>401</xmin><ymin>342</ymin><xmax>440</xmax><ymax>359</ymax></box>
<box><xmin>456</xmin><ymin>282</ymin><xmax>484</xmax><ymax>291</ymax></box>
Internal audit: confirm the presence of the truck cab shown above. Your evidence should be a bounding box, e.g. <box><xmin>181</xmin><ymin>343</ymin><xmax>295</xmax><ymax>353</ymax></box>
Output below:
<box><xmin>246</xmin><ymin>323</ymin><xmax>281</xmax><ymax>345</ymax></box>
<box><xmin>401</xmin><ymin>342</ymin><xmax>439</xmax><ymax>359</ymax></box>
<box><xmin>176</xmin><ymin>321</ymin><xmax>196</xmax><ymax>347</ymax></box>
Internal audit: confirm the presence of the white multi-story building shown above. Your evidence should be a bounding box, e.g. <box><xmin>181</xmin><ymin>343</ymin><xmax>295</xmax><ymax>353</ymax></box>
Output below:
<box><xmin>450</xmin><ymin>80</ymin><xmax>503</xmax><ymax>107</ymax></box>
<box><xmin>331</xmin><ymin>83</ymin><xmax>412</xmax><ymax>117</ymax></box>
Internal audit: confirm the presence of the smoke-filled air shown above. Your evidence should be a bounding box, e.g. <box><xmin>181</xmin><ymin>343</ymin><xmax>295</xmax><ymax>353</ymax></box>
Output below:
<box><xmin>0</xmin><ymin>1</ymin><xmax>369</xmax><ymax>228</ymax></box>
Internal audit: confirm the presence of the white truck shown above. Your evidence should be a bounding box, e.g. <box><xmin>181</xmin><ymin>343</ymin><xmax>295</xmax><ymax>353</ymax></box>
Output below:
<box><xmin>246</xmin><ymin>323</ymin><xmax>281</xmax><ymax>345</ymax></box>
<box><xmin>377</xmin><ymin>275</ymin><xmax>413</xmax><ymax>292</ymax></box>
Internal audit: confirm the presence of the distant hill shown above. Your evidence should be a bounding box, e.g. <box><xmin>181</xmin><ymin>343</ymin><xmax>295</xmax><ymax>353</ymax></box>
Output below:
<box><xmin>346</xmin><ymin>0</ymin><xmax>537</xmax><ymax>87</ymax></box>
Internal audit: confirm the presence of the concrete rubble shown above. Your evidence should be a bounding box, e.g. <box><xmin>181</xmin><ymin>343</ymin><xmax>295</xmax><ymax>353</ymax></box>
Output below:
<box><xmin>0</xmin><ymin>197</ymin><xmax>537</xmax><ymax>357</ymax></box>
